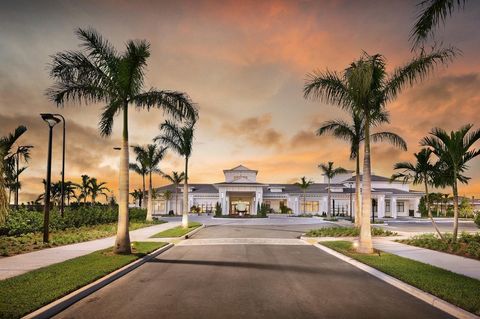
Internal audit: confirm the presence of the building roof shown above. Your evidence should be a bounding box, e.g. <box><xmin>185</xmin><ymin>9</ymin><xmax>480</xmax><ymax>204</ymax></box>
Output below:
<box><xmin>344</xmin><ymin>174</ymin><xmax>398</xmax><ymax>183</ymax></box>
<box><xmin>155</xmin><ymin>183</ymin><xmax>218</xmax><ymax>194</ymax></box>
<box><xmin>223</xmin><ymin>165</ymin><xmax>258</xmax><ymax>174</ymax></box>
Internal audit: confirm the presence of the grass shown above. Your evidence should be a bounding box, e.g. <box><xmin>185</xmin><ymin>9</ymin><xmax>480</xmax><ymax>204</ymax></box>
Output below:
<box><xmin>150</xmin><ymin>222</ymin><xmax>202</xmax><ymax>238</ymax></box>
<box><xmin>306</xmin><ymin>226</ymin><xmax>396</xmax><ymax>237</ymax></box>
<box><xmin>0</xmin><ymin>221</ymin><xmax>165</xmax><ymax>256</ymax></box>
<box><xmin>0</xmin><ymin>241</ymin><xmax>166</xmax><ymax>319</ymax></box>
<box><xmin>321</xmin><ymin>241</ymin><xmax>480</xmax><ymax>315</ymax></box>
<box><xmin>398</xmin><ymin>232</ymin><xmax>480</xmax><ymax>260</ymax></box>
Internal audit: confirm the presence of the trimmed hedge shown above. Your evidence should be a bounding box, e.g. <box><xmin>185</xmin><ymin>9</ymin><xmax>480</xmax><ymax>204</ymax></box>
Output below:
<box><xmin>0</xmin><ymin>207</ymin><xmax>147</xmax><ymax>236</ymax></box>
<box><xmin>306</xmin><ymin>226</ymin><xmax>396</xmax><ymax>237</ymax></box>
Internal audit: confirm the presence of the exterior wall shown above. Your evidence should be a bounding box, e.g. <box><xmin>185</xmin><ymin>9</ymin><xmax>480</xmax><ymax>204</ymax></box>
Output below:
<box><xmin>224</xmin><ymin>170</ymin><xmax>257</xmax><ymax>183</ymax></box>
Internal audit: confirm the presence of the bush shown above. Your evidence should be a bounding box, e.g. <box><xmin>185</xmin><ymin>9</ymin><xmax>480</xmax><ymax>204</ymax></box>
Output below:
<box><xmin>306</xmin><ymin>226</ymin><xmax>396</xmax><ymax>237</ymax></box>
<box><xmin>258</xmin><ymin>203</ymin><xmax>269</xmax><ymax>218</ymax></box>
<box><xmin>0</xmin><ymin>207</ymin><xmax>148</xmax><ymax>237</ymax></box>
<box><xmin>280</xmin><ymin>205</ymin><xmax>292</xmax><ymax>214</ymax></box>
<box><xmin>474</xmin><ymin>213</ymin><xmax>480</xmax><ymax>228</ymax></box>
<box><xmin>215</xmin><ymin>202</ymin><xmax>222</xmax><ymax>217</ymax></box>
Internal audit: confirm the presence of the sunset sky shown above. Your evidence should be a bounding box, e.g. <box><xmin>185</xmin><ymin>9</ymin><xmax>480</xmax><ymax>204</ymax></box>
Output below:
<box><xmin>1</xmin><ymin>0</ymin><xmax>479</xmax><ymax>202</ymax></box>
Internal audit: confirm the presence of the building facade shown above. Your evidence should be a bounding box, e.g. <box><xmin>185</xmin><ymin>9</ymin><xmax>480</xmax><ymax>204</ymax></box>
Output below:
<box><xmin>152</xmin><ymin>165</ymin><xmax>423</xmax><ymax>218</ymax></box>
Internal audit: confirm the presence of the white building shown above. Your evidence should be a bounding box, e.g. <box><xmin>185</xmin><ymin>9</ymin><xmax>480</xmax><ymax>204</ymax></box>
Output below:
<box><xmin>152</xmin><ymin>165</ymin><xmax>423</xmax><ymax>218</ymax></box>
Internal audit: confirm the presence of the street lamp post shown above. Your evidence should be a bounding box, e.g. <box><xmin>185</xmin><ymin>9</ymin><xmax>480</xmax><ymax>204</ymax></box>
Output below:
<box><xmin>41</xmin><ymin>113</ymin><xmax>61</xmax><ymax>243</ymax></box>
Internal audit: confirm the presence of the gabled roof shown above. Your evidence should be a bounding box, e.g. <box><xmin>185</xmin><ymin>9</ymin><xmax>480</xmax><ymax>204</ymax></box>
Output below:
<box><xmin>223</xmin><ymin>165</ymin><xmax>258</xmax><ymax>174</ymax></box>
<box><xmin>344</xmin><ymin>174</ymin><xmax>398</xmax><ymax>183</ymax></box>
<box><xmin>155</xmin><ymin>183</ymin><xmax>218</xmax><ymax>194</ymax></box>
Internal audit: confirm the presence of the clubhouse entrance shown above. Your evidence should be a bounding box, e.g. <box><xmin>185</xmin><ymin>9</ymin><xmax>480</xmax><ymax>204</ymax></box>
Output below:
<box><xmin>228</xmin><ymin>192</ymin><xmax>255</xmax><ymax>215</ymax></box>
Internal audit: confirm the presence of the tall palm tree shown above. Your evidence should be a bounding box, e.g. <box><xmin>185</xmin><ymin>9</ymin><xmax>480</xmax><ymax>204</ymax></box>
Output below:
<box><xmin>89</xmin><ymin>178</ymin><xmax>110</xmax><ymax>203</ymax></box>
<box><xmin>317</xmin><ymin>111</ymin><xmax>407</xmax><ymax>225</ymax></box>
<box><xmin>129</xmin><ymin>147</ymin><xmax>149</xmax><ymax>208</ymax></box>
<box><xmin>163</xmin><ymin>171</ymin><xmax>185</xmax><ymax>215</ymax></box>
<box><xmin>47</xmin><ymin>28</ymin><xmax>197</xmax><ymax>254</ymax></box>
<box><xmin>0</xmin><ymin>126</ymin><xmax>27</xmax><ymax>223</ymax></box>
<box><xmin>156</xmin><ymin>120</ymin><xmax>196</xmax><ymax>228</ymax></box>
<box><xmin>304</xmin><ymin>49</ymin><xmax>455</xmax><ymax>253</ymax></box>
<box><xmin>391</xmin><ymin>148</ymin><xmax>444</xmax><ymax>239</ymax></box>
<box><xmin>421</xmin><ymin>124</ymin><xmax>480</xmax><ymax>241</ymax></box>
<box><xmin>295</xmin><ymin>176</ymin><xmax>314</xmax><ymax>214</ymax></box>
<box><xmin>140</xmin><ymin>144</ymin><xmax>167</xmax><ymax>221</ymax></box>
<box><xmin>318</xmin><ymin>162</ymin><xmax>347</xmax><ymax>218</ymax></box>
<box><xmin>410</xmin><ymin>0</ymin><xmax>467</xmax><ymax>50</ymax></box>
<box><xmin>5</xmin><ymin>145</ymin><xmax>33</xmax><ymax>208</ymax></box>
<box><xmin>76</xmin><ymin>174</ymin><xmax>92</xmax><ymax>204</ymax></box>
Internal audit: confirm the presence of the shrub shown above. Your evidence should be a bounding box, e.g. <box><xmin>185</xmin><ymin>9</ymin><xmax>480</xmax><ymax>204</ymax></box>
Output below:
<box><xmin>280</xmin><ymin>205</ymin><xmax>292</xmax><ymax>214</ymax></box>
<box><xmin>306</xmin><ymin>226</ymin><xmax>396</xmax><ymax>237</ymax></box>
<box><xmin>215</xmin><ymin>202</ymin><xmax>222</xmax><ymax>217</ymax></box>
<box><xmin>258</xmin><ymin>203</ymin><xmax>269</xmax><ymax>218</ymax></box>
<box><xmin>474</xmin><ymin>213</ymin><xmax>480</xmax><ymax>228</ymax></box>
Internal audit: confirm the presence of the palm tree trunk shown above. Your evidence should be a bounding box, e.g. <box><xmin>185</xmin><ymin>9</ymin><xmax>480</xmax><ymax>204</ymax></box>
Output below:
<box><xmin>147</xmin><ymin>172</ymin><xmax>153</xmax><ymax>221</ymax></box>
<box><xmin>327</xmin><ymin>179</ymin><xmax>331</xmax><ymax>218</ymax></box>
<box><xmin>424</xmin><ymin>178</ymin><xmax>444</xmax><ymax>240</ymax></box>
<box><xmin>355</xmin><ymin>154</ymin><xmax>361</xmax><ymax>227</ymax></box>
<box><xmin>452</xmin><ymin>171</ymin><xmax>459</xmax><ymax>242</ymax></box>
<box><xmin>358</xmin><ymin>120</ymin><xmax>373</xmax><ymax>254</ymax></box>
<box><xmin>114</xmin><ymin>104</ymin><xmax>131</xmax><ymax>254</ymax></box>
<box><xmin>182</xmin><ymin>157</ymin><xmax>189</xmax><ymax>228</ymax></box>
<box><xmin>142</xmin><ymin>174</ymin><xmax>146</xmax><ymax>209</ymax></box>
<box><xmin>175</xmin><ymin>186</ymin><xmax>178</xmax><ymax>215</ymax></box>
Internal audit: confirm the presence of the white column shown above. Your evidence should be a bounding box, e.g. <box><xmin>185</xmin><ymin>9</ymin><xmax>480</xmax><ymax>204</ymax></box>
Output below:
<box><xmin>391</xmin><ymin>197</ymin><xmax>397</xmax><ymax>219</ymax></box>
<box><xmin>413</xmin><ymin>197</ymin><xmax>421</xmax><ymax>218</ymax></box>
<box><xmin>378</xmin><ymin>195</ymin><xmax>385</xmax><ymax>218</ymax></box>
<box><xmin>321</xmin><ymin>196</ymin><xmax>328</xmax><ymax>215</ymax></box>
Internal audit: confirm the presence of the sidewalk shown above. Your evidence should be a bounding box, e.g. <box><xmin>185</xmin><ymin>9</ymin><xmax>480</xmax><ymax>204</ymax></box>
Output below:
<box><xmin>373</xmin><ymin>238</ymin><xmax>480</xmax><ymax>281</ymax></box>
<box><xmin>0</xmin><ymin>222</ymin><xmax>180</xmax><ymax>280</ymax></box>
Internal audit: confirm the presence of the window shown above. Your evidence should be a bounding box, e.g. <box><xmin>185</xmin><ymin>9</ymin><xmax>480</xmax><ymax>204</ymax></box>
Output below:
<box><xmin>385</xmin><ymin>200</ymin><xmax>391</xmax><ymax>213</ymax></box>
<box><xmin>304</xmin><ymin>201</ymin><xmax>319</xmax><ymax>212</ymax></box>
<box><xmin>396</xmin><ymin>201</ymin><xmax>405</xmax><ymax>212</ymax></box>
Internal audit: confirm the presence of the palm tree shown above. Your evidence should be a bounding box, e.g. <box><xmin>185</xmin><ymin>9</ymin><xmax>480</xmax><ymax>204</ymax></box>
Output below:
<box><xmin>156</xmin><ymin>120</ymin><xmax>196</xmax><ymax>228</ymax></box>
<box><xmin>421</xmin><ymin>124</ymin><xmax>480</xmax><ymax>241</ymax></box>
<box><xmin>304</xmin><ymin>49</ymin><xmax>455</xmax><ymax>253</ymax></box>
<box><xmin>163</xmin><ymin>190</ymin><xmax>172</xmax><ymax>214</ymax></box>
<box><xmin>129</xmin><ymin>147</ymin><xmax>148</xmax><ymax>208</ymax></box>
<box><xmin>62</xmin><ymin>181</ymin><xmax>77</xmax><ymax>206</ymax></box>
<box><xmin>163</xmin><ymin>171</ymin><xmax>185</xmax><ymax>215</ymax></box>
<box><xmin>76</xmin><ymin>175</ymin><xmax>92</xmax><ymax>204</ymax></box>
<box><xmin>130</xmin><ymin>189</ymin><xmax>143</xmax><ymax>207</ymax></box>
<box><xmin>0</xmin><ymin>126</ymin><xmax>27</xmax><ymax>223</ymax></box>
<box><xmin>47</xmin><ymin>28</ymin><xmax>197</xmax><ymax>254</ymax></box>
<box><xmin>5</xmin><ymin>145</ymin><xmax>33</xmax><ymax>208</ymax></box>
<box><xmin>318</xmin><ymin>162</ymin><xmax>348</xmax><ymax>218</ymax></box>
<box><xmin>317</xmin><ymin>111</ymin><xmax>406</xmax><ymax>225</ymax></box>
<box><xmin>295</xmin><ymin>177</ymin><xmax>314</xmax><ymax>214</ymax></box>
<box><xmin>410</xmin><ymin>0</ymin><xmax>467</xmax><ymax>50</ymax></box>
<box><xmin>391</xmin><ymin>148</ymin><xmax>444</xmax><ymax>239</ymax></box>
<box><xmin>140</xmin><ymin>144</ymin><xmax>167</xmax><ymax>221</ymax></box>
<box><xmin>89</xmin><ymin>178</ymin><xmax>110</xmax><ymax>203</ymax></box>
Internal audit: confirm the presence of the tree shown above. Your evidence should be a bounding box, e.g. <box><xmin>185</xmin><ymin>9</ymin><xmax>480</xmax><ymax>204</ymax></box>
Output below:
<box><xmin>129</xmin><ymin>147</ymin><xmax>149</xmax><ymax>208</ymax></box>
<box><xmin>294</xmin><ymin>176</ymin><xmax>313</xmax><ymax>214</ymax></box>
<box><xmin>163</xmin><ymin>171</ymin><xmax>185</xmax><ymax>215</ymax></box>
<box><xmin>421</xmin><ymin>124</ymin><xmax>480</xmax><ymax>241</ymax></box>
<box><xmin>89</xmin><ymin>178</ymin><xmax>110</xmax><ymax>203</ymax></box>
<box><xmin>156</xmin><ymin>120</ymin><xmax>196</xmax><ymax>228</ymax></box>
<box><xmin>0</xmin><ymin>126</ymin><xmax>27</xmax><ymax>224</ymax></box>
<box><xmin>136</xmin><ymin>144</ymin><xmax>167</xmax><ymax>221</ymax></box>
<box><xmin>47</xmin><ymin>28</ymin><xmax>197</xmax><ymax>253</ymax></box>
<box><xmin>317</xmin><ymin>111</ymin><xmax>406</xmax><ymax>225</ymax></box>
<box><xmin>163</xmin><ymin>190</ymin><xmax>172</xmax><ymax>214</ymax></box>
<box><xmin>410</xmin><ymin>0</ymin><xmax>467</xmax><ymax>50</ymax></box>
<box><xmin>318</xmin><ymin>162</ymin><xmax>347</xmax><ymax>218</ymax></box>
<box><xmin>130</xmin><ymin>189</ymin><xmax>143</xmax><ymax>207</ymax></box>
<box><xmin>76</xmin><ymin>175</ymin><xmax>92</xmax><ymax>204</ymax></box>
<box><xmin>304</xmin><ymin>49</ymin><xmax>455</xmax><ymax>253</ymax></box>
<box><xmin>391</xmin><ymin>148</ymin><xmax>444</xmax><ymax>239</ymax></box>
<box><xmin>5</xmin><ymin>145</ymin><xmax>32</xmax><ymax>208</ymax></box>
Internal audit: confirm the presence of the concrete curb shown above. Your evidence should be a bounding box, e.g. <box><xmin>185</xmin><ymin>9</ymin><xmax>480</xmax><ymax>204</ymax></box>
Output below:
<box><xmin>22</xmin><ymin>243</ymin><xmax>174</xmax><ymax>319</ymax></box>
<box><xmin>148</xmin><ymin>224</ymin><xmax>205</xmax><ymax>241</ymax></box>
<box><xmin>300</xmin><ymin>236</ymin><xmax>407</xmax><ymax>242</ymax></box>
<box><xmin>311</xmin><ymin>242</ymin><xmax>479</xmax><ymax>319</ymax></box>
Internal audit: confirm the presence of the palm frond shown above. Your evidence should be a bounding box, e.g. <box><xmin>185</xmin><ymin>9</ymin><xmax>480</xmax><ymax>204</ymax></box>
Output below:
<box><xmin>303</xmin><ymin>70</ymin><xmax>352</xmax><ymax>110</ymax></box>
<box><xmin>132</xmin><ymin>90</ymin><xmax>198</xmax><ymax>121</ymax></box>
<box><xmin>371</xmin><ymin>132</ymin><xmax>408</xmax><ymax>151</ymax></box>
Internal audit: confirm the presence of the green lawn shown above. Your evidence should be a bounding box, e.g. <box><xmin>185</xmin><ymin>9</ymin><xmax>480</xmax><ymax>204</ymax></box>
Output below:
<box><xmin>150</xmin><ymin>222</ymin><xmax>202</xmax><ymax>238</ymax></box>
<box><xmin>306</xmin><ymin>226</ymin><xmax>396</xmax><ymax>237</ymax></box>
<box><xmin>0</xmin><ymin>221</ymin><xmax>165</xmax><ymax>256</ymax></box>
<box><xmin>321</xmin><ymin>241</ymin><xmax>480</xmax><ymax>315</ymax></box>
<box><xmin>0</xmin><ymin>241</ymin><xmax>166</xmax><ymax>319</ymax></box>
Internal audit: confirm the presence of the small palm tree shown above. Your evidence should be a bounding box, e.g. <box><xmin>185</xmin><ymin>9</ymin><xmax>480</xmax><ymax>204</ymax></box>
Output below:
<box><xmin>5</xmin><ymin>144</ymin><xmax>32</xmax><ymax>208</ymax></box>
<box><xmin>318</xmin><ymin>162</ymin><xmax>347</xmax><ymax>218</ymax></box>
<box><xmin>129</xmin><ymin>148</ymin><xmax>148</xmax><ymax>208</ymax></box>
<box><xmin>317</xmin><ymin>110</ymin><xmax>406</xmax><ymax>225</ymax></box>
<box><xmin>89</xmin><ymin>178</ymin><xmax>110</xmax><ymax>203</ymax></box>
<box><xmin>76</xmin><ymin>175</ymin><xmax>92</xmax><ymax>204</ymax></box>
<box><xmin>410</xmin><ymin>0</ymin><xmax>467</xmax><ymax>50</ymax></box>
<box><xmin>295</xmin><ymin>177</ymin><xmax>313</xmax><ymax>214</ymax></box>
<box><xmin>421</xmin><ymin>124</ymin><xmax>480</xmax><ymax>241</ymax></box>
<box><xmin>163</xmin><ymin>171</ymin><xmax>185</xmax><ymax>215</ymax></box>
<box><xmin>304</xmin><ymin>49</ymin><xmax>455</xmax><ymax>253</ymax></box>
<box><xmin>47</xmin><ymin>28</ymin><xmax>197</xmax><ymax>254</ymax></box>
<box><xmin>138</xmin><ymin>144</ymin><xmax>167</xmax><ymax>221</ymax></box>
<box><xmin>156</xmin><ymin>120</ymin><xmax>196</xmax><ymax>228</ymax></box>
<box><xmin>0</xmin><ymin>126</ymin><xmax>27</xmax><ymax>223</ymax></box>
<box><xmin>163</xmin><ymin>190</ymin><xmax>172</xmax><ymax>214</ymax></box>
<box><xmin>130</xmin><ymin>189</ymin><xmax>143</xmax><ymax>207</ymax></box>
<box><xmin>391</xmin><ymin>148</ymin><xmax>444</xmax><ymax>239</ymax></box>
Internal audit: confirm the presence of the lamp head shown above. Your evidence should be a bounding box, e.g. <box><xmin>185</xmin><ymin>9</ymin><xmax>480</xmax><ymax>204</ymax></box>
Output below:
<box><xmin>41</xmin><ymin>113</ymin><xmax>61</xmax><ymax>128</ymax></box>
